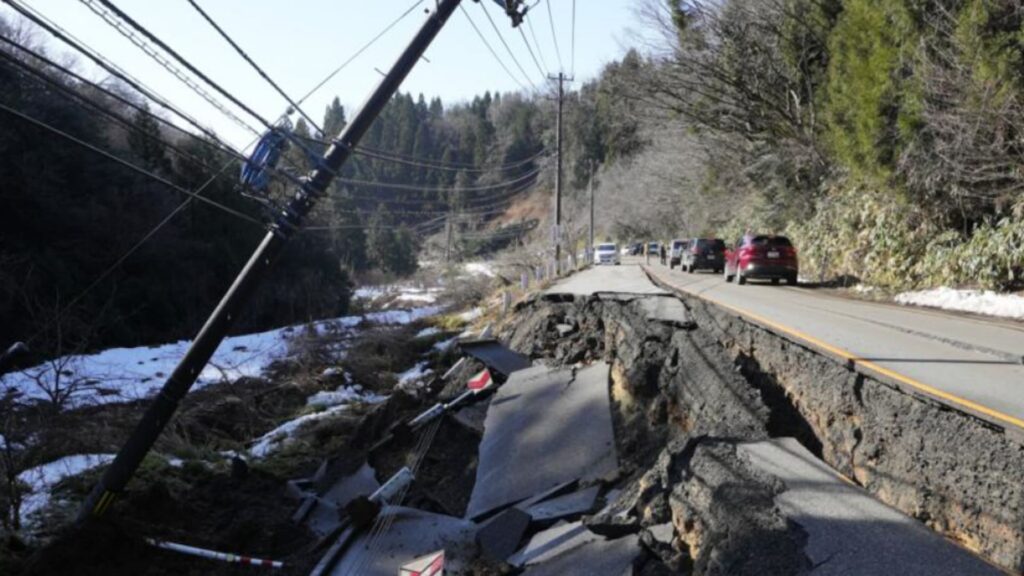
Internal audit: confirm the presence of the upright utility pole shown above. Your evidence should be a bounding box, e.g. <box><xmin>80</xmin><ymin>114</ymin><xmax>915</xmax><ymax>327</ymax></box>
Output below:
<box><xmin>445</xmin><ymin>212</ymin><xmax>453</xmax><ymax>262</ymax></box>
<box><xmin>548</xmin><ymin>72</ymin><xmax>572</xmax><ymax>274</ymax></box>
<box><xmin>79</xmin><ymin>0</ymin><xmax>498</xmax><ymax>522</ymax></box>
<box><xmin>588</xmin><ymin>161</ymin><xmax>595</xmax><ymax>263</ymax></box>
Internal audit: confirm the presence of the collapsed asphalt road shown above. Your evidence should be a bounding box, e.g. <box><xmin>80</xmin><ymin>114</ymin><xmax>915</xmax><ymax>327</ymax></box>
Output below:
<box><xmin>505</xmin><ymin>263</ymin><xmax>1019</xmax><ymax>574</ymax></box>
<box><xmin>292</xmin><ymin>263</ymin><xmax>1019</xmax><ymax>574</ymax></box>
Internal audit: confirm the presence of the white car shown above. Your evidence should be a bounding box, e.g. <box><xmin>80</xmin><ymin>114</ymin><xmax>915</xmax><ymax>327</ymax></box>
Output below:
<box><xmin>595</xmin><ymin>243</ymin><xmax>621</xmax><ymax>265</ymax></box>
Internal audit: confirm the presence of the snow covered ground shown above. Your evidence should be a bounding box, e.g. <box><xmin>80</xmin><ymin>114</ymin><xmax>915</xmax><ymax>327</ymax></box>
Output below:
<box><xmin>18</xmin><ymin>454</ymin><xmax>115</xmax><ymax>522</ymax></box>
<box><xmin>353</xmin><ymin>285</ymin><xmax>443</xmax><ymax>307</ymax></box>
<box><xmin>250</xmin><ymin>385</ymin><xmax>387</xmax><ymax>458</ymax></box>
<box><xmin>895</xmin><ymin>287</ymin><xmax>1024</xmax><ymax>321</ymax></box>
<box><xmin>464</xmin><ymin>262</ymin><xmax>497</xmax><ymax>278</ymax></box>
<box><xmin>1</xmin><ymin>305</ymin><xmax>444</xmax><ymax>409</ymax></box>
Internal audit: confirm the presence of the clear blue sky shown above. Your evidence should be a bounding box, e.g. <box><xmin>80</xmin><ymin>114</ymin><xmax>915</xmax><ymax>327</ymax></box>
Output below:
<box><xmin>3</xmin><ymin>0</ymin><xmax>641</xmax><ymax>149</ymax></box>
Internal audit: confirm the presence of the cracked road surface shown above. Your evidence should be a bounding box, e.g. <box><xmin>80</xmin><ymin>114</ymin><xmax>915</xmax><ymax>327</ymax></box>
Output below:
<box><xmin>546</xmin><ymin>263</ymin><xmax>1009</xmax><ymax>574</ymax></box>
<box><xmin>558</xmin><ymin>261</ymin><xmax>1024</xmax><ymax>434</ymax></box>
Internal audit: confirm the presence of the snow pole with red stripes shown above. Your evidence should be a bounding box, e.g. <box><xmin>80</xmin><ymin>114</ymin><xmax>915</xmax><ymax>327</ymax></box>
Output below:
<box><xmin>409</xmin><ymin>368</ymin><xmax>494</xmax><ymax>430</ymax></box>
<box><xmin>145</xmin><ymin>538</ymin><xmax>284</xmax><ymax>569</ymax></box>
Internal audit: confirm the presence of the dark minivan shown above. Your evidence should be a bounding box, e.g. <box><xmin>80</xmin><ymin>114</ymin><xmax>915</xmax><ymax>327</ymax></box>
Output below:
<box><xmin>681</xmin><ymin>238</ymin><xmax>726</xmax><ymax>273</ymax></box>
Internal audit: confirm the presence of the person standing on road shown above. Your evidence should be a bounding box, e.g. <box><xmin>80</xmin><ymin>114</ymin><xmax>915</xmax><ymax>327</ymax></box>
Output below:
<box><xmin>660</xmin><ymin>242</ymin><xmax>667</xmax><ymax>265</ymax></box>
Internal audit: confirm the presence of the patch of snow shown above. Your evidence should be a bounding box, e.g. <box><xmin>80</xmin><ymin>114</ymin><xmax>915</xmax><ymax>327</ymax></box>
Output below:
<box><xmin>852</xmin><ymin>284</ymin><xmax>877</xmax><ymax>294</ymax></box>
<box><xmin>432</xmin><ymin>337</ymin><xmax>457</xmax><ymax>352</ymax></box>
<box><xmin>464</xmin><ymin>262</ymin><xmax>497</xmax><ymax>278</ymax></box>
<box><xmin>354</xmin><ymin>286</ymin><xmax>388</xmax><ymax>300</ymax></box>
<box><xmin>18</xmin><ymin>454</ymin><xmax>115</xmax><ymax>520</ymax></box>
<box><xmin>306</xmin><ymin>385</ymin><xmax>387</xmax><ymax>409</ymax></box>
<box><xmin>321</xmin><ymin>367</ymin><xmax>344</xmax><ymax>378</ymax></box>
<box><xmin>397</xmin><ymin>362</ymin><xmax>433</xmax><ymax>386</ymax></box>
<box><xmin>252</xmin><ymin>387</ymin><xmax>388</xmax><ymax>458</ymax></box>
<box><xmin>895</xmin><ymin>287</ymin><xmax>1024</xmax><ymax>321</ymax></box>
<box><xmin>416</xmin><ymin>327</ymin><xmax>441</xmax><ymax>339</ymax></box>
<box><xmin>5</xmin><ymin>305</ymin><xmax>444</xmax><ymax>409</ymax></box>
<box><xmin>249</xmin><ymin>406</ymin><xmax>348</xmax><ymax>458</ymax></box>
<box><xmin>396</xmin><ymin>291</ymin><xmax>439</xmax><ymax>304</ymax></box>
<box><xmin>458</xmin><ymin>307</ymin><xmax>484</xmax><ymax>322</ymax></box>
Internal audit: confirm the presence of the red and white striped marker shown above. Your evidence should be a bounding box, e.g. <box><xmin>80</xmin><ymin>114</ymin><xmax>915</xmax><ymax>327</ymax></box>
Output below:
<box><xmin>467</xmin><ymin>368</ymin><xmax>493</xmax><ymax>392</ymax></box>
<box><xmin>146</xmin><ymin>538</ymin><xmax>284</xmax><ymax>569</ymax></box>
<box><xmin>400</xmin><ymin>550</ymin><xmax>445</xmax><ymax>576</ymax></box>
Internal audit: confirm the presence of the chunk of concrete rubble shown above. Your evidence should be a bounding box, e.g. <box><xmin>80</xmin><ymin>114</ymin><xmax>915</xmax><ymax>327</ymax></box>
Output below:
<box><xmin>640</xmin><ymin>523</ymin><xmax>686</xmax><ymax>573</ymax></box>
<box><xmin>329</xmin><ymin>506</ymin><xmax>476</xmax><ymax>576</ymax></box>
<box><xmin>465</xmin><ymin>363</ymin><xmax>620</xmax><ymax>520</ymax></box>
<box><xmin>585</xmin><ymin>438</ymin><xmax>698</xmax><ymax>538</ymax></box>
<box><xmin>738</xmin><ymin>438</ymin><xmax>1003</xmax><ymax>576</ymax></box>
<box><xmin>555</xmin><ymin>323</ymin><xmax>576</xmax><ymax>337</ymax></box>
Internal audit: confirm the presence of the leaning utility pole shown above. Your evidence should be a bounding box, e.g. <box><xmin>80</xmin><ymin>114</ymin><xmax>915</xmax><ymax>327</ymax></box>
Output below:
<box><xmin>548</xmin><ymin>71</ymin><xmax>571</xmax><ymax>274</ymax></box>
<box><xmin>79</xmin><ymin>0</ymin><xmax>523</xmax><ymax>522</ymax></box>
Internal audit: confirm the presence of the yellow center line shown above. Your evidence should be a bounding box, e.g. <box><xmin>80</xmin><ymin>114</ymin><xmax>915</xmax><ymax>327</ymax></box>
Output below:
<box><xmin>645</xmin><ymin>265</ymin><xmax>1024</xmax><ymax>433</ymax></box>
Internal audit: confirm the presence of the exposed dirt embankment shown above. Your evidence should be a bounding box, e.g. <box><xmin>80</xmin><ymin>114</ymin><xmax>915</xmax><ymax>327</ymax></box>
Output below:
<box><xmin>501</xmin><ymin>291</ymin><xmax>1024</xmax><ymax>574</ymax></box>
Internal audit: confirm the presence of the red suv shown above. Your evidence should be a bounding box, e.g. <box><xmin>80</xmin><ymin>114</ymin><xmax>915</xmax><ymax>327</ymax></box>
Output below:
<box><xmin>724</xmin><ymin>235</ymin><xmax>798</xmax><ymax>285</ymax></box>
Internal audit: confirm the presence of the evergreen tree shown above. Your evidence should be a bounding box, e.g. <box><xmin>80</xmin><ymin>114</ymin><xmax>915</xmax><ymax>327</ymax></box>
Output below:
<box><xmin>127</xmin><ymin>103</ymin><xmax>170</xmax><ymax>173</ymax></box>
<box><xmin>323</xmin><ymin>97</ymin><xmax>347</xmax><ymax>138</ymax></box>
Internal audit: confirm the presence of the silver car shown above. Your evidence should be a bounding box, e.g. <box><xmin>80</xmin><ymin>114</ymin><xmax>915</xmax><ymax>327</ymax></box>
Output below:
<box><xmin>595</xmin><ymin>243</ymin><xmax>621</xmax><ymax>265</ymax></box>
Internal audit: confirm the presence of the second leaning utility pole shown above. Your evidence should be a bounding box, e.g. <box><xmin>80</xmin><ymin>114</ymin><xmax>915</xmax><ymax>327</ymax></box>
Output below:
<box><xmin>548</xmin><ymin>71</ymin><xmax>570</xmax><ymax>275</ymax></box>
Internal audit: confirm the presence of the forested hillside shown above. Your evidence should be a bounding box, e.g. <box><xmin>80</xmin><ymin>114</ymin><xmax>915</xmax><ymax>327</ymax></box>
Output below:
<box><xmin>0</xmin><ymin>19</ymin><xmax>555</xmax><ymax>355</ymax></box>
<box><xmin>5</xmin><ymin>0</ymin><xmax>1023</xmax><ymax>359</ymax></box>
<box><xmin>575</xmin><ymin>0</ymin><xmax>1024</xmax><ymax>292</ymax></box>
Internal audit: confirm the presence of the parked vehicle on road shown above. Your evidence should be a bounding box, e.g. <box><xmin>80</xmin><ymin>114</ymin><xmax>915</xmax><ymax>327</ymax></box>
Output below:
<box><xmin>681</xmin><ymin>238</ymin><xmax>725</xmax><ymax>273</ymax></box>
<box><xmin>646</xmin><ymin>242</ymin><xmax>661</xmax><ymax>260</ymax></box>
<box><xmin>595</xmin><ymin>242</ymin><xmax>621</xmax><ymax>265</ymax></box>
<box><xmin>669</xmin><ymin>239</ymin><xmax>689</xmax><ymax>269</ymax></box>
<box><xmin>724</xmin><ymin>235</ymin><xmax>798</xmax><ymax>285</ymax></box>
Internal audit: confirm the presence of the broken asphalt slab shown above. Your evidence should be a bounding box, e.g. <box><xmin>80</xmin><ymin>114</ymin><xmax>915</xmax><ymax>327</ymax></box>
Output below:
<box><xmin>739</xmin><ymin>438</ymin><xmax>1002</xmax><ymax>576</ymax></box>
<box><xmin>457</xmin><ymin>339</ymin><xmax>532</xmax><ymax>377</ymax></box>
<box><xmin>508</xmin><ymin>520</ymin><xmax>641</xmax><ymax>574</ymax></box>
<box><xmin>465</xmin><ymin>362</ymin><xmax>619</xmax><ymax>520</ymax></box>
<box><xmin>328</xmin><ymin>506</ymin><xmax>476</xmax><ymax>576</ymax></box>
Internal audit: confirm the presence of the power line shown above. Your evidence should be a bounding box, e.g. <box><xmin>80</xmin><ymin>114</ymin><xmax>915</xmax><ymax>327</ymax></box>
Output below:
<box><xmin>184</xmin><ymin>0</ymin><xmax>323</xmax><ymax>134</ymax></box>
<box><xmin>335</xmin><ymin>165</ymin><xmax>542</xmax><ymax>194</ymax></box>
<box><xmin>518</xmin><ymin>26</ymin><xmax>547</xmax><ymax>80</ymax></box>
<box><xmin>545</xmin><ymin>0</ymin><xmax>564</xmax><ymax>72</ymax></box>
<box><xmin>80</xmin><ymin>0</ymin><xmax>265</xmax><ymax>135</ymax></box>
<box><xmin>295</xmin><ymin>0</ymin><xmax>425</xmax><ymax>108</ymax></box>
<box><xmin>478</xmin><ymin>0</ymin><xmax>540</xmax><ymax>92</ymax></box>
<box><xmin>0</xmin><ymin>40</ymin><xmax>235</xmax><ymax>183</ymax></box>
<box><xmin>355</xmin><ymin>145</ymin><xmax>547</xmax><ymax>174</ymax></box>
<box><xmin>526</xmin><ymin>10</ymin><xmax>551</xmax><ymax>73</ymax></box>
<box><xmin>459</xmin><ymin>3</ymin><xmax>530</xmax><ymax>94</ymax></box>
<box><xmin>3</xmin><ymin>0</ymin><xmax>240</xmax><ymax>156</ymax></box>
<box><xmin>0</xmin><ymin>100</ymin><xmax>263</xmax><ymax>226</ymax></box>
